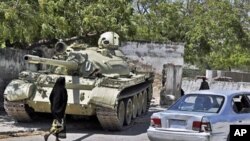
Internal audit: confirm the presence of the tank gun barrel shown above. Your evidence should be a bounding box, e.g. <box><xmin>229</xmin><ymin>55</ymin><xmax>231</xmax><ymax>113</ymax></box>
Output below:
<box><xmin>24</xmin><ymin>55</ymin><xmax>78</xmax><ymax>70</ymax></box>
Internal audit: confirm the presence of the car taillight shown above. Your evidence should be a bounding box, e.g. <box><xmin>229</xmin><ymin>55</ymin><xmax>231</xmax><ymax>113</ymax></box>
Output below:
<box><xmin>151</xmin><ymin>117</ymin><xmax>161</xmax><ymax>128</ymax></box>
<box><xmin>192</xmin><ymin>117</ymin><xmax>212</xmax><ymax>132</ymax></box>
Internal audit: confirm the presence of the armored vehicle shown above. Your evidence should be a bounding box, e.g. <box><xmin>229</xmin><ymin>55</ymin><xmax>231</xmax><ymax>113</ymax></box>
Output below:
<box><xmin>3</xmin><ymin>32</ymin><xmax>154</xmax><ymax>130</ymax></box>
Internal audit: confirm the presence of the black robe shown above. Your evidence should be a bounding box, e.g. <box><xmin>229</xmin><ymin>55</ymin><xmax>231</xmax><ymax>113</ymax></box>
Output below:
<box><xmin>199</xmin><ymin>81</ymin><xmax>210</xmax><ymax>90</ymax></box>
<box><xmin>49</xmin><ymin>77</ymin><xmax>68</xmax><ymax>121</ymax></box>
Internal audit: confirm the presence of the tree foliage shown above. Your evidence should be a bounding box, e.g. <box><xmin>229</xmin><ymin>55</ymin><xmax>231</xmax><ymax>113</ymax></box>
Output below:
<box><xmin>0</xmin><ymin>0</ymin><xmax>250</xmax><ymax>70</ymax></box>
<box><xmin>132</xmin><ymin>0</ymin><xmax>250</xmax><ymax>70</ymax></box>
<box><xmin>184</xmin><ymin>0</ymin><xmax>250</xmax><ymax>70</ymax></box>
<box><xmin>0</xmin><ymin>0</ymin><xmax>134</xmax><ymax>47</ymax></box>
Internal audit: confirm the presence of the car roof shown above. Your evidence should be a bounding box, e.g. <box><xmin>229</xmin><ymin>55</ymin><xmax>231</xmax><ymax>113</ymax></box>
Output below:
<box><xmin>186</xmin><ymin>89</ymin><xmax>250</xmax><ymax>97</ymax></box>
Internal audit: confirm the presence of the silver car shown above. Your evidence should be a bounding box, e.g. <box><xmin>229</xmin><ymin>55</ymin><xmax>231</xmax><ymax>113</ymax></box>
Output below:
<box><xmin>147</xmin><ymin>90</ymin><xmax>250</xmax><ymax>141</ymax></box>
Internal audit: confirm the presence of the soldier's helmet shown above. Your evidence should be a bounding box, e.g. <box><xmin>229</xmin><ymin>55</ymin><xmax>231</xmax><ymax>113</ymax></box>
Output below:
<box><xmin>98</xmin><ymin>32</ymin><xmax>119</xmax><ymax>49</ymax></box>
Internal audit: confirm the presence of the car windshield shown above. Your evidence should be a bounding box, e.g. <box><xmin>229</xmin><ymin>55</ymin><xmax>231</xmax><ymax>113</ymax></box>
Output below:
<box><xmin>169</xmin><ymin>94</ymin><xmax>225</xmax><ymax>113</ymax></box>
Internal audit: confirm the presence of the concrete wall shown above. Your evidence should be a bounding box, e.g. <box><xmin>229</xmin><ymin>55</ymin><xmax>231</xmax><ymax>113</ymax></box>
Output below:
<box><xmin>182</xmin><ymin>78</ymin><xmax>250</xmax><ymax>94</ymax></box>
<box><xmin>0</xmin><ymin>49</ymin><xmax>29</xmax><ymax>80</ymax></box>
<box><xmin>0</xmin><ymin>47</ymin><xmax>54</xmax><ymax>83</ymax></box>
<box><xmin>206</xmin><ymin>70</ymin><xmax>250</xmax><ymax>82</ymax></box>
<box><xmin>0</xmin><ymin>49</ymin><xmax>30</xmax><ymax>109</ymax></box>
<box><xmin>182</xmin><ymin>70</ymin><xmax>250</xmax><ymax>95</ymax></box>
<box><xmin>120</xmin><ymin>42</ymin><xmax>184</xmax><ymax>74</ymax></box>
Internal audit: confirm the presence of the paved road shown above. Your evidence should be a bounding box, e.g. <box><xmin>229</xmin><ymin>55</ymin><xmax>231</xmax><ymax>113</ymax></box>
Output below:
<box><xmin>0</xmin><ymin>107</ymin><xmax>164</xmax><ymax>141</ymax></box>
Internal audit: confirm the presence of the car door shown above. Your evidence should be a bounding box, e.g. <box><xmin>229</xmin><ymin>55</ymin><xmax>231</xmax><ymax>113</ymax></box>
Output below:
<box><xmin>218</xmin><ymin>94</ymin><xmax>250</xmax><ymax>141</ymax></box>
<box><xmin>231</xmin><ymin>94</ymin><xmax>250</xmax><ymax>124</ymax></box>
<box><xmin>242</xmin><ymin>94</ymin><xmax>250</xmax><ymax>124</ymax></box>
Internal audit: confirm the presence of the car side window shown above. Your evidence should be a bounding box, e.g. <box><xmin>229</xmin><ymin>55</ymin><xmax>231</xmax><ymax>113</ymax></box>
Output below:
<box><xmin>232</xmin><ymin>95</ymin><xmax>250</xmax><ymax>113</ymax></box>
<box><xmin>171</xmin><ymin>94</ymin><xmax>224</xmax><ymax>113</ymax></box>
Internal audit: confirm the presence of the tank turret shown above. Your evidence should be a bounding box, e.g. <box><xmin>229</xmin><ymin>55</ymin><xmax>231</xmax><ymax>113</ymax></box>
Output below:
<box><xmin>24</xmin><ymin>44</ymin><xmax>131</xmax><ymax>77</ymax></box>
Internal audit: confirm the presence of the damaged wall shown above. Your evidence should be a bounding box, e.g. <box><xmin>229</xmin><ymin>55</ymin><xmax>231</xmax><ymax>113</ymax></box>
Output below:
<box><xmin>120</xmin><ymin>42</ymin><xmax>184</xmax><ymax>74</ymax></box>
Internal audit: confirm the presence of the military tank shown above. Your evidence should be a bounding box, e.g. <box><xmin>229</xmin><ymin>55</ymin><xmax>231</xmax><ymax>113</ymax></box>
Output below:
<box><xmin>3</xmin><ymin>32</ymin><xmax>154</xmax><ymax>131</ymax></box>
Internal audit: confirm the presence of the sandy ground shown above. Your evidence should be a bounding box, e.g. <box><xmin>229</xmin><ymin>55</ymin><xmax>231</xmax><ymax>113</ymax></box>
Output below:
<box><xmin>0</xmin><ymin>106</ymin><xmax>166</xmax><ymax>141</ymax></box>
<box><xmin>0</xmin><ymin>107</ymin><xmax>164</xmax><ymax>141</ymax></box>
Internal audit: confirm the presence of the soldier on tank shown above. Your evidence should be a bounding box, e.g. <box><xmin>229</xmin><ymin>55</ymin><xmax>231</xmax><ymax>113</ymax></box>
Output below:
<box><xmin>44</xmin><ymin>77</ymin><xmax>68</xmax><ymax>141</ymax></box>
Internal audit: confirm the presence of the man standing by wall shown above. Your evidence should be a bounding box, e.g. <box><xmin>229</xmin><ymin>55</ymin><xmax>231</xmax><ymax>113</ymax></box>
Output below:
<box><xmin>199</xmin><ymin>77</ymin><xmax>209</xmax><ymax>90</ymax></box>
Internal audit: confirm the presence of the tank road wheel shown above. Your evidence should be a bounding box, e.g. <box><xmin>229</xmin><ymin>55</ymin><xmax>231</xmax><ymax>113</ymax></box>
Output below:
<box><xmin>124</xmin><ymin>99</ymin><xmax>133</xmax><ymax>125</ymax></box>
<box><xmin>137</xmin><ymin>92</ymin><xmax>143</xmax><ymax>116</ymax></box>
<box><xmin>117</xmin><ymin>100</ymin><xmax>125</xmax><ymax>128</ymax></box>
<box><xmin>132</xmin><ymin>95</ymin><xmax>138</xmax><ymax>119</ymax></box>
<box><xmin>142</xmin><ymin>90</ymin><xmax>148</xmax><ymax>114</ymax></box>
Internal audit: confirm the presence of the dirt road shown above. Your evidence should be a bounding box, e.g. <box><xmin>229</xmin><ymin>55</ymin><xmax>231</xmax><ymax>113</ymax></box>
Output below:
<box><xmin>0</xmin><ymin>105</ymin><xmax>164</xmax><ymax>141</ymax></box>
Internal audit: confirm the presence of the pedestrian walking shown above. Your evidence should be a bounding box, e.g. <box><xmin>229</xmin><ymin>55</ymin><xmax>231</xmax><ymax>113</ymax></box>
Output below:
<box><xmin>44</xmin><ymin>77</ymin><xmax>68</xmax><ymax>141</ymax></box>
<box><xmin>199</xmin><ymin>77</ymin><xmax>209</xmax><ymax>90</ymax></box>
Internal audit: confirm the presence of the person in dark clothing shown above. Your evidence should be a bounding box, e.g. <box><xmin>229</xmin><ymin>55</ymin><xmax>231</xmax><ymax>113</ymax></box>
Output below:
<box><xmin>199</xmin><ymin>77</ymin><xmax>210</xmax><ymax>90</ymax></box>
<box><xmin>181</xmin><ymin>88</ymin><xmax>185</xmax><ymax>96</ymax></box>
<box><xmin>44</xmin><ymin>77</ymin><xmax>68</xmax><ymax>141</ymax></box>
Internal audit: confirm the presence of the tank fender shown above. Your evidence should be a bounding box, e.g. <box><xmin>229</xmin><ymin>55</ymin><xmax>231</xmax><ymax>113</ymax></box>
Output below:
<box><xmin>90</xmin><ymin>87</ymin><xmax>120</xmax><ymax>109</ymax></box>
<box><xmin>4</xmin><ymin>80</ymin><xmax>35</xmax><ymax>101</ymax></box>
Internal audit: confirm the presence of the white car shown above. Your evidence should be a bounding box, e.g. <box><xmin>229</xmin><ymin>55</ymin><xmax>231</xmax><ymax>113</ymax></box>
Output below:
<box><xmin>147</xmin><ymin>90</ymin><xmax>250</xmax><ymax>141</ymax></box>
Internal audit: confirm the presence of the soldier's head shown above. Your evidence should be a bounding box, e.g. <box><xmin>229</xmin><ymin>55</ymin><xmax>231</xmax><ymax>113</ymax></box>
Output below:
<box><xmin>98</xmin><ymin>31</ymin><xmax>119</xmax><ymax>49</ymax></box>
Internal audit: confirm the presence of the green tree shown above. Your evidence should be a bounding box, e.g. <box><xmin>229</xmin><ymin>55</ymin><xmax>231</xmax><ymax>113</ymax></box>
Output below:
<box><xmin>0</xmin><ymin>0</ymin><xmax>134</xmax><ymax>47</ymax></box>
<box><xmin>1</xmin><ymin>0</ymin><xmax>250</xmax><ymax>71</ymax></box>
<box><xmin>184</xmin><ymin>0</ymin><xmax>250</xmax><ymax>70</ymax></box>
<box><xmin>131</xmin><ymin>0</ymin><xmax>187</xmax><ymax>42</ymax></box>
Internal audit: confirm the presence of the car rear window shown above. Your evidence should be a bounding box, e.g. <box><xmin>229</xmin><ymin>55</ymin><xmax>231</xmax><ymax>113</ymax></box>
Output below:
<box><xmin>169</xmin><ymin>94</ymin><xmax>225</xmax><ymax>113</ymax></box>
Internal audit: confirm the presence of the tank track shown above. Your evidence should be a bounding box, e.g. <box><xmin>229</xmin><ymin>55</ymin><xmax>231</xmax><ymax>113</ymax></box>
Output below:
<box><xmin>4</xmin><ymin>100</ymin><xmax>32</xmax><ymax>122</ymax></box>
<box><xmin>96</xmin><ymin>82</ymin><xmax>152</xmax><ymax>131</ymax></box>
<box><xmin>96</xmin><ymin>106</ymin><xmax>124</xmax><ymax>131</ymax></box>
